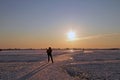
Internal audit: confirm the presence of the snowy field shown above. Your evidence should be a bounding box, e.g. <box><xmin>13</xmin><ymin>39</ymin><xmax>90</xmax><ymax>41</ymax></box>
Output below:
<box><xmin>0</xmin><ymin>50</ymin><xmax>67</xmax><ymax>80</ymax></box>
<box><xmin>0</xmin><ymin>50</ymin><xmax>67</xmax><ymax>62</ymax></box>
<box><xmin>0</xmin><ymin>50</ymin><xmax>120</xmax><ymax>80</ymax></box>
<box><xmin>64</xmin><ymin>50</ymin><xmax>120</xmax><ymax>80</ymax></box>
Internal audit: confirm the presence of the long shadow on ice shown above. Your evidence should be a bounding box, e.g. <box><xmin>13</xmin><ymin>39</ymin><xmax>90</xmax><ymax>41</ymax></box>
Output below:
<box><xmin>17</xmin><ymin>63</ymin><xmax>51</xmax><ymax>80</ymax></box>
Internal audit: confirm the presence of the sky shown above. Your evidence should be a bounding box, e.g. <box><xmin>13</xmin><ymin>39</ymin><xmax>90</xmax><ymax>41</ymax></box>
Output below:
<box><xmin>0</xmin><ymin>0</ymin><xmax>120</xmax><ymax>48</ymax></box>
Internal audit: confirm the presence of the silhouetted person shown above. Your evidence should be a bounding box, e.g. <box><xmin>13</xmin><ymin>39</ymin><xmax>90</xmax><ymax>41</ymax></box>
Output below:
<box><xmin>47</xmin><ymin>47</ymin><xmax>54</xmax><ymax>63</ymax></box>
<box><xmin>83</xmin><ymin>48</ymin><xmax>84</xmax><ymax>53</ymax></box>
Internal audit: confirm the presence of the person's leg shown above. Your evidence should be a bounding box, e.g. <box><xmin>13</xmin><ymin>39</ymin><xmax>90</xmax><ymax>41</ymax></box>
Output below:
<box><xmin>48</xmin><ymin>55</ymin><xmax>50</xmax><ymax>62</ymax></box>
<box><xmin>50</xmin><ymin>54</ymin><xmax>54</xmax><ymax>63</ymax></box>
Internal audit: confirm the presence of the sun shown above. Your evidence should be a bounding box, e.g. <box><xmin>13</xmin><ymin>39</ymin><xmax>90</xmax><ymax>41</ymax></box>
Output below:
<box><xmin>67</xmin><ymin>31</ymin><xmax>76</xmax><ymax>41</ymax></box>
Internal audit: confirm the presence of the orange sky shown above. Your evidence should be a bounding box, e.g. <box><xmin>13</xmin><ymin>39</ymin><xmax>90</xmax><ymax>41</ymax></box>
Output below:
<box><xmin>0</xmin><ymin>32</ymin><xmax>120</xmax><ymax>48</ymax></box>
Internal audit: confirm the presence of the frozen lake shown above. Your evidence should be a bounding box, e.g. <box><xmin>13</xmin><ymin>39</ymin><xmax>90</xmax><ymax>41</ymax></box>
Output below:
<box><xmin>0</xmin><ymin>50</ymin><xmax>120</xmax><ymax>80</ymax></box>
<box><xmin>0</xmin><ymin>50</ymin><xmax>69</xmax><ymax>62</ymax></box>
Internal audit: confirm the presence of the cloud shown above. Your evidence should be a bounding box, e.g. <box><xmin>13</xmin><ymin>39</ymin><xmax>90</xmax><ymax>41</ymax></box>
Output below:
<box><xmin>76</xmin><ymin>33</ymin><xmax>120</xmax><ymax>41</ymax></box>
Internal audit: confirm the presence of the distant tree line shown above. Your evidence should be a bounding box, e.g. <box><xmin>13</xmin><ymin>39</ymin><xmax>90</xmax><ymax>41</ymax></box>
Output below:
<box><xmin>0</xmin><ymin>48</ymin><xmax>120</xmax><ymax>51</ymax></box>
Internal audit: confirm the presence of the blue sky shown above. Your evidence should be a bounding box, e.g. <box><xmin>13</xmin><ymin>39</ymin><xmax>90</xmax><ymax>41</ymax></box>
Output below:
<box><xmin>0</xmin><ymin>0</ymin><xmax>120</xmax><ymax>48</ymax></box>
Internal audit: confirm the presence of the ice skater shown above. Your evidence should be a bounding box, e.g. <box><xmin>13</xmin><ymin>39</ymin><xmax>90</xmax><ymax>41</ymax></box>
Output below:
<box><xmin>47</xmin><ymin>47</ymin><xmax>54</xmax><ymax>63</ymax></box>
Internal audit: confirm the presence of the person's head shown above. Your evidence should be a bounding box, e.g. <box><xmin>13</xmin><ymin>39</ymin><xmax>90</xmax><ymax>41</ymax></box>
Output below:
<box><xmin>49</xmin><ymin>47</ymin><xmax>51</xmax><ymax>49</ymax></box>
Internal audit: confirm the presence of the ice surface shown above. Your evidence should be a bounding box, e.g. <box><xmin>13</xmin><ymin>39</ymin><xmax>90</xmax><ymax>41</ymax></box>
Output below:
<box><xmin>0</xmin><ymin>50</ymin><xmax>120</xmax><ymax>80</ymax></box>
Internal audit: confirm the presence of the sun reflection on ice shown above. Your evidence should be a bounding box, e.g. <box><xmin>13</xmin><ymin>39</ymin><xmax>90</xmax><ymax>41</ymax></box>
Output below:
<box><xmin>70</xmin><ymin>49</ymin><xmax>74</xmax><ymax>52</ymax></box>
<box><xmin>69</xmin><ymin>57</ymin><xmax>73</xmax><ymax>60</ymax></box>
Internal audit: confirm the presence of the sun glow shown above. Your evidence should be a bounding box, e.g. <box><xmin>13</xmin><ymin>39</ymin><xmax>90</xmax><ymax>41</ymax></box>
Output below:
<box><xmin>67</xmin><ymin>31</ymin><xmax>76</xmax><ymax>41</ymax></box>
